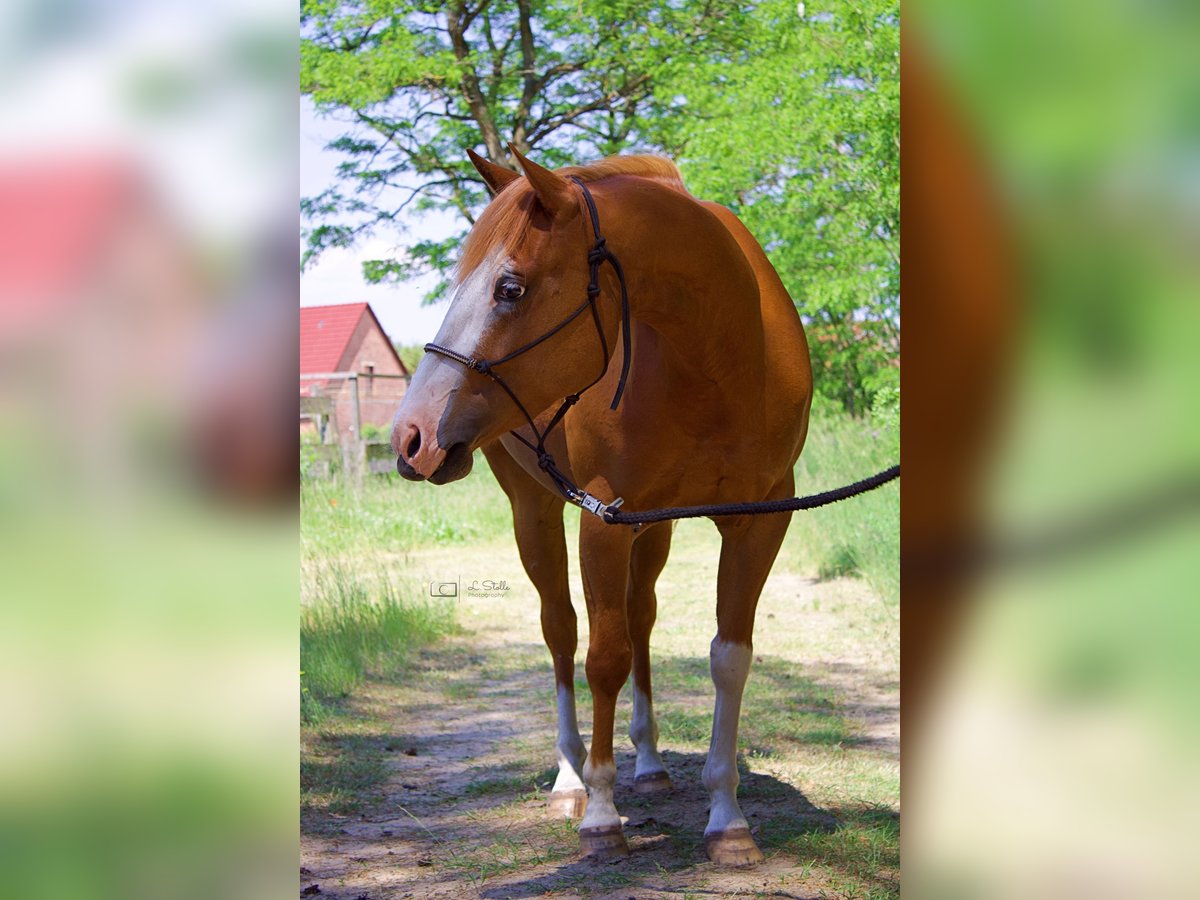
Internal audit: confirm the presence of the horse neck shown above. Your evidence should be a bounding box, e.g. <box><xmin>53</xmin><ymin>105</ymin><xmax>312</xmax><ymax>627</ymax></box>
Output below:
<box><xmin>597</xmin><ymin>179</ymin><xmax>765</xmax><ymax>381</ymax></box>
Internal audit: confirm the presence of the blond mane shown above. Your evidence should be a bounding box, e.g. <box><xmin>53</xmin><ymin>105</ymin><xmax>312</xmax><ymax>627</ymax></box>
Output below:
<box><xmin>457</xmin><ymin>155</ymin><xmax>687</xmax><ymax>281</ymax></box>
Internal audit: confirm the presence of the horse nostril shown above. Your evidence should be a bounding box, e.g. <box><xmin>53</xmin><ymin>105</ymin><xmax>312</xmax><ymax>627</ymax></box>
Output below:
<box><xmin>406</xmin><ymin>429</ymin><xmax>422</xmax><ymax>460</ymax></box>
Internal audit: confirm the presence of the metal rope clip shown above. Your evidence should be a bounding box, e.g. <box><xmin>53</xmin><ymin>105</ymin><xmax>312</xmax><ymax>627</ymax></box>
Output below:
<box><xmin>579</xmin><ymin>493</ymin><xmax>623</xmax><ymax>520</ymax></box>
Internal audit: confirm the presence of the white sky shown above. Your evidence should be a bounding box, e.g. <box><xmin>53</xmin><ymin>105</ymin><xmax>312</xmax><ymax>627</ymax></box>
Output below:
<box><xmin>300</xmin><ymin>97</ymin><xmax>458</xmax><ymax>346</ymax></box>
<box><xmin>0</xmin><ymin>1</ymin><xmax>292</xmax><ymax>245</ymax></box>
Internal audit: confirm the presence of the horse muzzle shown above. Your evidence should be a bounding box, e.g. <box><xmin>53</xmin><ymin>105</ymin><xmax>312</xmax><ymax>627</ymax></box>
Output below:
<box><xmin>391</xmin><ymin>360</ymin><xmax>488</xmax><ymax>485</ymax></box>
<box><xmin>395</xmin><ymin>440</ymin><xmax>473</xmax><ymax>484</ymax></box>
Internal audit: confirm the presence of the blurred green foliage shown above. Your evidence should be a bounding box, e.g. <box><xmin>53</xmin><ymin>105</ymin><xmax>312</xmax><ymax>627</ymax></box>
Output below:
<box><xmin>301</xmin><ymin>0</ymin><xmax>898</xmax><ymax>413</ymax></box>
<box><xmin>906</xmin><ymin>4</ymin><xmax>1200</xmax><ymax>895</ymax></box>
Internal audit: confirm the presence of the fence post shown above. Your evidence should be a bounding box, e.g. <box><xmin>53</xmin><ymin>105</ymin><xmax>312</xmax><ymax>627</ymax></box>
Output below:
<box><xmin>345</xmin><ymin>374</ymin><xmax>364</xmax><ymax>486</ymax></box>
<box><xmin>350</xmin><ymin>373</ymin><xmax>362</xmax><ymax>443</ymax></box>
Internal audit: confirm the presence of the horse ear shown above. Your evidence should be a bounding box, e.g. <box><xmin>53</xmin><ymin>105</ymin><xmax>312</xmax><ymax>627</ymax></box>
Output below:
<box><xmin>508</xmin><ymin>143</ymin><xmax>576</xmax><ymax>217</ymax></box>
<box><xmin>466</xmin><ymin>148</ymin><xmax>520</xmax><ymax>196</ymax></box>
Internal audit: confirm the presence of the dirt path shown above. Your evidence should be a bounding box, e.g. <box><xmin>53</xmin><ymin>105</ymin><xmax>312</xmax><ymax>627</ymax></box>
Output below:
<box><xmin>302</xmin><ymin>520</ymin><xmax>899</xmax><ymax>898</ymax></box>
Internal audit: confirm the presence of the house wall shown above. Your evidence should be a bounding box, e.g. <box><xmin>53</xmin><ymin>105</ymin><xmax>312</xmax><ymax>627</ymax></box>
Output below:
<box><xmin>316</xmin><ymin>313</ymin><xmax>408</xmax><ymax>440</ymax></box>
<box><xmin>343</xmin><ymin>321</ymin><xmax>408</xmax><ymax>437</ymax></box>
<box><xmin>300</xmin><ymin>308</ymin><xmax>409</xmax><ymax>442</ymax></box>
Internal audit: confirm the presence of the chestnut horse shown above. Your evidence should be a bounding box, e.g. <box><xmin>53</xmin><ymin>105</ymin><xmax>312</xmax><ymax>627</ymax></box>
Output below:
<box><xmin>391</xmin><ymin>146</ymin><xmax>812</xmax><ymax>864</ymax></box>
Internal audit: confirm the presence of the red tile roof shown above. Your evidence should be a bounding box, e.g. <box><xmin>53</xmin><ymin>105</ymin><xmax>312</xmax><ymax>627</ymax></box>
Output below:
<box><xmin>0</xmin><ymin>159</ymin><xmax>142</xmax><ymax>335</ymax></box>
<box><xmin>300</xmin><ymin>302</ymin><xmax>369</xmax><ymax>378</ymax></box>
<box><xmin>300</xmin><ymin>302</ymin><xmax>408</xmax><ymax>396</ymax></box>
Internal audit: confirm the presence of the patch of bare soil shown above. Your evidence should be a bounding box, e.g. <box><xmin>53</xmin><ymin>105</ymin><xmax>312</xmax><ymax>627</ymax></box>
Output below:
<box><xmin>302</xmin><ymin>542</ymin><xmax>898</xmax><ymax>899</ymax></box>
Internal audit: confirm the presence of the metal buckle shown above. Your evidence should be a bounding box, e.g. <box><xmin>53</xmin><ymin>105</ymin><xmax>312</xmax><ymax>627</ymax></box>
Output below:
<box><xmin>579</xmin><ymin>493</ymin><xmax>623</xmax><ymax>519</ymax></box>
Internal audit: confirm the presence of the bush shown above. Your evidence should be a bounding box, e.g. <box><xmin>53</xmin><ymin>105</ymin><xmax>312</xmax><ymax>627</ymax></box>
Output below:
<box><xmin>819</xmin><ymin>543</ymin><xmax>860</xmax><ymax>581</ymax></box>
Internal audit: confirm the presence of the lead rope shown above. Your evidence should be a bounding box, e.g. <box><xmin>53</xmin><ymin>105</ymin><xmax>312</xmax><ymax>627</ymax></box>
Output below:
<box><xmin>603</xmin><ymin>464</ymin><xmax>900</xmax><ymax>526</ymax></box>
<box><xmin>422</xmin><ymin>177</ymin><xmax>899</xmax><ymax>525</ymax></box>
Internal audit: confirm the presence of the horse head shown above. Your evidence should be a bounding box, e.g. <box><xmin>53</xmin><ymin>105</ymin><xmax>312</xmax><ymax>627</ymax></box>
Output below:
<box><xmin>391</xmin><ymin>146</ymin><xmax>620</xmax><ymax>483</ymax></box>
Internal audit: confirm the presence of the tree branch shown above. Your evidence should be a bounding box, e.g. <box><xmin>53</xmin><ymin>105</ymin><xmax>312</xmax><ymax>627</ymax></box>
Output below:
<box><xmin>527</xmin><ymin>74</ymin><xmax>651</xmax><ymax>145</ymax></box>
<box><xmin>510</xmin><ymin>0</ymin><xmax>538</xmax><ymax>152</ymax></box>
<box><xmin>447</xmin><ymin>2</ymin><xmax>505</xmax><ymax>162</ymax></box>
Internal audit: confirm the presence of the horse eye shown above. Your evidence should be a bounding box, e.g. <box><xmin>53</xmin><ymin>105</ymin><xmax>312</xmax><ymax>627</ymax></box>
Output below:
<box><xmin>494</xmin><ymin>279</ymin><xmax>526</xmax><ymax>302</ymax></box>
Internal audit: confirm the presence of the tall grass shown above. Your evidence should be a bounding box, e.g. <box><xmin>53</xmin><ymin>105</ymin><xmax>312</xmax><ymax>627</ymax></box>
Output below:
<box><xmin>301</xmin><ymin>565</ymin><xmax>454</xmax><ymax>722</ymax></box>
<box><xmin>782</xmin><ymin>393</ymin><xmax>900</xmax><ymax>604</ymax></box>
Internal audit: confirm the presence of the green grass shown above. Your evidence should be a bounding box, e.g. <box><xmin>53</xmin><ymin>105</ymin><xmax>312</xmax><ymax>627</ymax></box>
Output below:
<box><xmin>461</xmin><ymin>771</ymin><xmax>540</xmax><ymax>799</ymax></box>
<box><xmin>301</xmin><ymin>404</ymin><xmax>897</xmax><ymax>604</ymax></box>
<box><xmin>301</xmin><ymin>467</ymin><xmax>511</xmax><ymax>561</ymax></box>
<box><xmin>784</xmin><ymin>399</ymin><xmax>900</xmax><ymax>604</ymax></box>
<box><xmin>649</xmin><ymin>653</ymin><xmax>855</xmax><ymax>752</ymax></box>
<box><xmin>433</xmin><ymin>817</ymin><xmax>578</xmax><ymax>886</ymax></box>
<box><xmin>765</xmin><ymin>803</ymin><xmax>900</xmax><ymax>899</ymax></box>
<box><xmin>298</xmin><ymin>405</ymin><xmax>898</xmax><ymax>893</ymax></box>
<box><xmin>301</xmin><ymin>565</ymin><xmax>454</xmax><ymax>722</ymax></box>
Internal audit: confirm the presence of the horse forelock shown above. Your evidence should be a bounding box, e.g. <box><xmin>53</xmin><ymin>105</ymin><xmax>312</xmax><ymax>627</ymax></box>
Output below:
<box><xmin>456</xmin><ymin>184</ymin><xmax>538</xmax><ymax>285</ymax></box>
<box><xmin>455</xmin><ymin>155</ymin><xmax>687</xmax><ymax>285</ymax></box>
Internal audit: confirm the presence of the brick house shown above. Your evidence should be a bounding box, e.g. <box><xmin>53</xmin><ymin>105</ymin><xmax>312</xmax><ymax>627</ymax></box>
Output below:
<box><xmin>0</xmin><ymin>158</ymin><xmax>214</xmax><ymax>488</ymax></box>
<box><xmin>300</xmin><ymin>302</ymin><xmax>409</xmax><ymax>440</ymax></box>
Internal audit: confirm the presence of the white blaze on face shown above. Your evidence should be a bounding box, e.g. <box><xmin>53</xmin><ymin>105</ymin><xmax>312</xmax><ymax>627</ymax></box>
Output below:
<box><xmin>392</xmin><ymin>248</ymin><xmax>510</xmax><ymax>475</ymax></box>
<box><xmin>431</xmin><ymin>247</ymin><xmax>510</xmax><ymax>358</ymax></box>
<box><xmin>408</xmin><ymin>247</ymin><xmax>509</xmax><ymax>404</ymax></box>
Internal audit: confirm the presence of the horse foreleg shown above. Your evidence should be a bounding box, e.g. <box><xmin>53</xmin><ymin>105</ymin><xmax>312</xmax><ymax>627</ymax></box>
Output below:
<box><xmin>577</xmin><ymin>515</ymin><xmax>635</xmax><ymax>857</ymax></box>
<box><xmin>704</xmin><ymin>487</ymin><xmax>795</xmax><ymax>866</ymax></box>
<box><xmin>483</xmin><ymin>443</ymin><xmax>586</xmax><ymax>817</ymax></box>
<box><xmin>540</xmin><ymin>567</ymin><xmax>588</xmax><ymax>817</ymax></box>
<box><xmin>627</xmin><ymin>522</ymin><xmax>673</xmax><ymax>794</ymax></box>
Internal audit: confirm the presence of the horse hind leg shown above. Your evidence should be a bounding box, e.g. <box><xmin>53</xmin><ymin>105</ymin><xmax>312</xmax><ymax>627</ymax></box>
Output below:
<box><xmin>483</xmin><ymin>444</ymin><xmax>586</xmax><ymax>818</ymax></box>
<box><xmin>627</xmin><ymin>522</ymin><xmax>673</xmax><ymax>795</ymax></box>
<box><xmin>704</xmin><ymin>490</ymin><xmax>795</xmax><ymax>866</ymax></box>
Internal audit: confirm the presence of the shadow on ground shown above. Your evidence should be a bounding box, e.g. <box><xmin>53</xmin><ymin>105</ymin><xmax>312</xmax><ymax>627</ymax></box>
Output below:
<box><xmin>301</xmin><ymin>637</ymin><xmax>898</xmax><ymax>898</ymax></box>
<box><xmin>467</xmin><ymin>749</ymin><xmax>839</xmax><ymax>899</ymax></box>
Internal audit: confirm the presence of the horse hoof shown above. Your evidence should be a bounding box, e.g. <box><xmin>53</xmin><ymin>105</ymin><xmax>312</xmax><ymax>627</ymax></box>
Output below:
<box><xmin>548</xmin><ymin>789</ymin><xmax>588</xmax><ymax>818</ymax></box>
<box><xmin>632</xmin><ymin>771</ymin><xmax>673</xmax><ymax>794</ymax></box>
<box><xmin>580</xmin><ymin>824</ymin><xmax>629</xmax><ymax>859</ymax></box>
<box><xmin>704</xmin><ymin>826</ymin><xmax>764</xmax><ymax>867</ymax></box>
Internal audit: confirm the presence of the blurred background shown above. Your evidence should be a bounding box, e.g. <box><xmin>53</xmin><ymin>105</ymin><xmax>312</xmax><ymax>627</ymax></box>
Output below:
<box><xmin>905</xmin><ymin>1</ymin><xmax>1200</xmax><ymax>897</ymax></box>
<box><xmin>0</xmin><ymin>1</ymin><xmax>297</xmax><ymax>898</ymax></box>
<box><xmin>3</xmin><ymin>0</ymin><xmax>1198</xmax><ymax>896</ymax></box>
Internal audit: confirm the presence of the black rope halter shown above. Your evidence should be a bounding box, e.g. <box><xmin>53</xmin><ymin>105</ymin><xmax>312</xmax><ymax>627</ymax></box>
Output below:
<box><xmin>422</xmin><ymin>177</ymin><xmax>630</xmax><ymax>518</ymax></box>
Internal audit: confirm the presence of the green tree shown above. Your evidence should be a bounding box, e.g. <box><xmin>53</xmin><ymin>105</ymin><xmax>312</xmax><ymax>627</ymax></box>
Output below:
<box><xmin>662</xmin><ymin>0</ymin><xmax>899</xmax><ymax>414</ymax></box>
<box><xmin>302</xmin><ymin>0</ymin><xmax>748</xmax><ymax>289</ymax></box>
<box><xmin>302</xmin><ymin>0</ymin><xmax>897</xmax><ymax>412</ymax></box>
